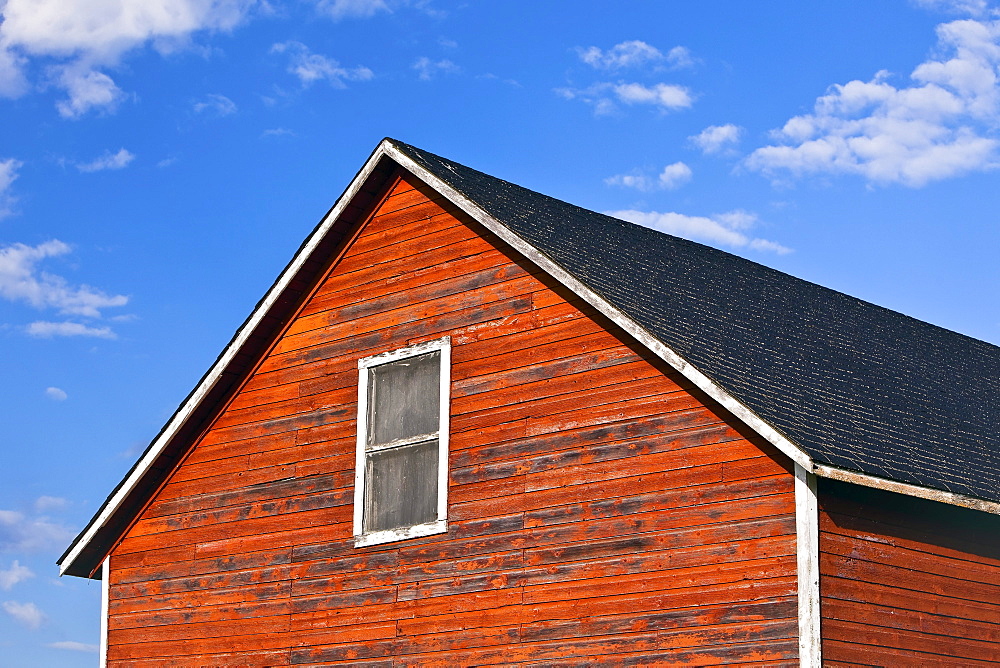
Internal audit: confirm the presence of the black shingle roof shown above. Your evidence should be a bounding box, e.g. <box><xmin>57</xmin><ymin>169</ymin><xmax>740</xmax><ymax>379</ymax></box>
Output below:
<box><xmin>393</xmin><ymin>139</ymin><xmax>1000</xmax><ymax>505</ymax></box>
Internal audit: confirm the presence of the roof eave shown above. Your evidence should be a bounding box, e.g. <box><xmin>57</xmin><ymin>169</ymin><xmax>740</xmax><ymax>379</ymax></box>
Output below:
<box><xmin>814</xmin><ymin>463</ymin><xmax>1000</xmax><ymax>515</ymax></box>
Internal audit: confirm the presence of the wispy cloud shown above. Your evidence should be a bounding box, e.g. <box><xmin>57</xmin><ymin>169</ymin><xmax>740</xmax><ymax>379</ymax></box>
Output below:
<box><xmin>55</xmin><ymin>66</ymin><xmax>124</xmax><ymax>119</ymax></box>
<box><xmin>615</xmin><ymin>82</ymin><xmax>692</xmax><ymax>108</ymax></box>
<box><xmin>0</xmin><ymin>240</ymin><xmax>128</xmax><ymax>318</ymax></box>
<box><xmin>606</xmin><ymin>161</ymin><xmax>692</xmax><ymax>191</ymax></box>
<box><xmin>0</xmin><ymin>157</ymin><xmax>21</xmax><ymax>218</ymax></box>
<box><xmin>913</xmin><ymin>0</ymin><xmax>997</xmax><ymax>16</ymax></box>
<box><xmin>34</xmin><ymin>496</ymin><xmax>68</xmax><ymax>513</ymax></box>
<box><xmin>0</xmin><ymin>507</ymin><xmax>75</xmax><ymax>552</ymax></box>
<box><xmin>558</xmin><ymin>81</ymin><xmax>693</xmax><ymax>115</ymax></box>
<box><xmin>76</xmin><ymin>148</ymin><xmax>134</xmax><ymax>173</ymax></box>
<box><xmin>412</xmin><ymin>56</ymin><xmax>459</xmax><ymax>80</ymax></box>
<box><xmin>561</xmin><ymin>39</ymin><xmax>695</xmax><ymax>116</ymax></box>
<box><xmin>690</xmin><ymin>124</ymin><xmax>743</xmax><ymax>154</ymax></box>
<box><xmin>577</xmin><ymin>40</ymin><xmax>693</xmax><ymax>70</ymax></box>
<box><xmin>0</xmin><ymin>561</ymin><xmax>33</xmax><ymax>590</ymax></box>
<box><xmin>49</xmin><ymin>641</ymin><xmax>99</xmax><ymax>653</ymax></box>
<box><xmin>262</xmin><ymin>127</ymin><xmax>296</xmax><ymax>138</ymax></box>
<box><xmin>311</xmin><ymin>0</ymin><xmax>445</xmax><ymax>20</ymax></box>
<box><xmin>608</xmin><ymin>208</ymin><xmax>791</xmax><ymax>254</ymax></box>
<box><xmin>2</xmin><ymin>600</ymin><xmax>44</xmax><ymax>629</ymax></box>
<box><xmin>314</xmin><ymin>0</ymin><xmax>391</xmax><ymax>20</ymax></box>
<box><xmin>27</xmin><ymin>321</ymin><xmax>116</xmax><ymax>339</ymax></box>
<box><xmin>0</xmin><ymin>0</ymin><xmax>254</xmax><ymax>117</ymax></box>
<box><xmin>272</xmin><ymin>41</ymin><xmax>373</xmax><ymax>88</ymax></box>
<box><xmin>746</xmin><ymin>17</ymin><xmax>1000</xmax><ymax>187</ymax></box>
<box><xmin>44</xmin><ymin>387</ymin><xmax>68</xmax><ymax>401</ymax></box>
<box><xmin>193</xmin><ymin>93</ymin><xmax>237</xmax><ymax>116</ymax></box>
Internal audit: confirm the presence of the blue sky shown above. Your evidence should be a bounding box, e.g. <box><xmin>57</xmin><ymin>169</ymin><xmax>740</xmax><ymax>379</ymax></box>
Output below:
<box><xmin>2</xmin><ymin>0</ymin><xmax>1000</xmax><ymax>662</ymax></box>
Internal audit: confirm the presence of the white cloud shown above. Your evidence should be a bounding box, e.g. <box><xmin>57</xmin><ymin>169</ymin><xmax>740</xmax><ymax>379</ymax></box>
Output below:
<box><xmin>0</xmin><ymin>158</ymin><xmax>21</xmax><ymax>219</ymax></box>
<box><xmin>0</xmin><ymin>159</ymin><xmax>19</xmax><ymax>192</ymax></box>
<box><xmin>193</xmin><ymin>93</ymin><xmax>236</xmax><ymax>115</ymax></box>
<box><xmin>606</xmin><ymin>161</ymin><xmax>692</xmax><ymax>191</ymax></box>
<box><xmin>614</xmin><ymin>82</ymin><xmax>692</xmax><ymax>108</ymax></box>
<box><xmin>49</xmin><ymin>641</ymin><xmax>99</xmax><ymax>653</ymax></box>
<box><xmin>0</xmin><ymin>561</ymin><xmax>33</xmax><ymax>590</ymax></box>
<box><xmin>271</xmin><ymin>41</ymin><xmax>373</xmax><ymax>88</ymax></box>
<box><xmin>27</xmin><ymin>321</ymin><xmax>117</xmax><ymax>339</ymax></box>
<box><xmin>44</xmin><ymin>387</ymin><xmax>68</xmax><ymax>401</ymax></box>
<box><xmin>412</xmin><ymin>56</ymin><xmax>459</xmax><ymax>80</ymax></box>
<box><xmin>2</xmin><ymin>600</ymin><xmax>44</xmax><ymax>629</ymax></box>
<box><xmin>604</xmin><ymin>172</ymin><xmax>654</xmax><ymax>190</ymax></box>
<box><xmin>608</xmin><ymin>208</ymin><xmax>792</xmax><ymax>254</ymax></box>
<box><xmin>691</xmin><ymin>124</ymin><xmax>743</xmax><ymax>154</ymax></box>
<box><xmin>577</xmin><ymin>40</ymin><xmax>692</xmax><ymax>70</ymax></box>
<box><xmin>77</xmin><ymin>148</ymin><xmax>134</xmax><ymax>173</ymax></box>
<box><xmin>34</xmin><ymin>496</ymin><xmax>68</xmax><ymax>512</ymax></box>
<box><xmin>0</xmin><ymin>0</ymin><xmax>254</xmax><ymax>116</ymax></box>
<box><xmin>311</xmin><ymin>0</ymin><xmax>444</xmax><ymax>20</ymax></box>
<box><xmin>0</xmin><ymin>44</ymin><xmax>28</xmax><ymax>97</ymax></box>
<box><xmin>262</xmin><ymin>127</ymin><xmax>296</xmax><ymax>138</ymax></box>
<box><xmin>913</xmin><ymin>0</ymin><xmax>995</xmax><ymax>16</ymax></box>
<box><xmin>54</xmin><ymin>66</ymin><xmax>124</xmax><ymax>118</ymax></box>
<box><xmin>0</xmin><ymin>509</ymin><xmax>74</xmax><ymax>552</ymax></box>
<box><xmin>657</xmin><ymin>161</ymin><xmax>693</xmax><ymax>189</ymax></box>
<box><xmin>0</xmin><ymin>240</ymin><xmax>128</xmax><ymax>318</ymax></box>
<box><xmin>558</xmin><ymin>81</ymin><xmax>693</xmax><ymax>115</ymax></box>
<box><xmin>747</xmin><ymin>17</ymin><xmax>1000</xmax><ymax>187</ymax></box>
<box><xmin>314</xmin><ymin>0</ymin><xmax>390</xmax><ymax>19</ymax></box>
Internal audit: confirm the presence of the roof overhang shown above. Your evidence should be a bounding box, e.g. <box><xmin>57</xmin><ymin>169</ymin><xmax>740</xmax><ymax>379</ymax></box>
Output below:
<box><xmin>60</xmin><ymin>139</ymin><xmax>1000</xmax><ymax>579</ymax></box>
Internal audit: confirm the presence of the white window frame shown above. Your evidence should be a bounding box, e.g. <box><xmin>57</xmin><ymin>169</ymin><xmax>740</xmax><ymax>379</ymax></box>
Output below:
<box><xmin>353</xmin><ymin>337</ymin><xmax>451</xmax><ymax>547</ymax></box>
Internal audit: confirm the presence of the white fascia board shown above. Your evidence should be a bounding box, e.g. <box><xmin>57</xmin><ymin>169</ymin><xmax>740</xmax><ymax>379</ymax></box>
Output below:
<box><xmin>383</xmin><ymin>143</ymin><xmax>814</xmax><ymax>472</ymax></box>
<box><xmin>60</xmin><ymin>143</ymin><xmax>399</xmax><ymax>576</ymax></box>
<box><xmin>814</xmin><ymin>464</ymin><xmax>1000</xmax><ymax>515</ymax></box>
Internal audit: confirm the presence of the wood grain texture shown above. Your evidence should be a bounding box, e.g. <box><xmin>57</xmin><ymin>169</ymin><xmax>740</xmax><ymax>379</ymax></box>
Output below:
<box><xmin>818</xmin><ymin>478</ymin><xmax>1000</xmax><ymax>665</ymax></box>
<box><xmin>107</xmin><ymin>173</ymin><xmax>798</xmax><ymax>665</ymax></box>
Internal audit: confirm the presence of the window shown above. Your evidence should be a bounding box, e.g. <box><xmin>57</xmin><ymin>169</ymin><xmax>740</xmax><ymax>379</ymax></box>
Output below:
<box><xmin>353</xmin><ymin>337</ymin><xmax>451</xmax><ymax>546</ymax></box>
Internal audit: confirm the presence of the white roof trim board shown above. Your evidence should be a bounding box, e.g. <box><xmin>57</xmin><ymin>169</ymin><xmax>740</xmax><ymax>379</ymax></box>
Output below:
<box><xmin>59</xmin><ymin>139</ymin><xmax>1000</xmax><ymax>578</ymax></box>
<box><xmin>382</xmin><ymin>143</ymin><xmax>814</xmax><ymax>470</ymax></box>
<box><xmin>59</xmin><ymin>145</ymin><xmax>389</xmax><ymax>575</ymax></box>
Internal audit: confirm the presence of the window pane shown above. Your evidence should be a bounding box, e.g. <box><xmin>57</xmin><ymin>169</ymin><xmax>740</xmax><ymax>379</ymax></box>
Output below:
<box><xmin>369</xmin><ymin>351</ymin><xmax>440</xmax><ymax>445</ymax></box>
<box><xmin>364</xmin><ymin>440</ymin><xmax>438</xmax><ymax>532</ymax></box>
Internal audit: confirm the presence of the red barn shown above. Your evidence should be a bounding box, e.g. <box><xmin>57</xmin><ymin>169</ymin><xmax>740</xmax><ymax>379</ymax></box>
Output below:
<box><xmin>60</xmin><ymin>139</ymin><xmax>1000</xmax><ymax>666</ymax></box>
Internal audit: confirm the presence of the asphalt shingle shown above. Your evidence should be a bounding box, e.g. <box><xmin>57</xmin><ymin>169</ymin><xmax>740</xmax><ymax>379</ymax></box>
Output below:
<box><xmin>394</xmin><ymin>139</ymin><xmax>1000</xmax><ymax>505</ymax></box>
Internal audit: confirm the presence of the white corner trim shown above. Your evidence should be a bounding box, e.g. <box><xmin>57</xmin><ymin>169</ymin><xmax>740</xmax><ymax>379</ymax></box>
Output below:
<box><xmin>814</xmin><ymin>464</ymin><xmax>1000</xmax><ymax>515</ymax></box>
<box><xmin>383</xmin><ymin>143</ymin><xmax>813</xmax><ymax>472</ymax></box>
<box><xmin>794</xmin><ymin>462</ymin><xmax>821</xmax><ymax>667</ymax></box>
<box><xmin>99</xmin><ymin>556</ymin><xmax>110</xmax><ymax>668</ymax></box>
<box><xmin>59</xmin><ymin>144</ymin><xmax>397</xmax><ymax>577</ymax></box>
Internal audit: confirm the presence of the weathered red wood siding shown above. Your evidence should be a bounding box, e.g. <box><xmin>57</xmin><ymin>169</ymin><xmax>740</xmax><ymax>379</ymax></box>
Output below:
<box><xmin>106</xmin><ymin>173</ymin><xmax>799</xmax><ymax>666</ymax></box>
<box><xmin>819</xmin><ymin>478</ymin><xmax>1000</xmax><ymax>665</ymax></box>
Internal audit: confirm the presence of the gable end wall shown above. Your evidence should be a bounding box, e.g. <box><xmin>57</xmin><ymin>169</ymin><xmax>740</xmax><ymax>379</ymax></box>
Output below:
<box><xmin>105</xmin><ymin>173</ymin><xmax>799</xmax><ymax>665</ymax></box>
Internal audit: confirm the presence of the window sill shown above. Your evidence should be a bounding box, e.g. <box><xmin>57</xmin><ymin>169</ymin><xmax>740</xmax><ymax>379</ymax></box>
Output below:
<box><xmin>354</xmin><ymin>519</ymin><xmax>447</xmax><ymax>547</ymax></box>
